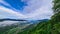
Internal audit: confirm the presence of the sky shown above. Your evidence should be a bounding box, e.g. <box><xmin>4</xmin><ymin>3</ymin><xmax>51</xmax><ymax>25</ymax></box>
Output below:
<box><xmin>0</xmin><ymin>0</ymin><xmax>53</xmax><ymax>20</ymax></box>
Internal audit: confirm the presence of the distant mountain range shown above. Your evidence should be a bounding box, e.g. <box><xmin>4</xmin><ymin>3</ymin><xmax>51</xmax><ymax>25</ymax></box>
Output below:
<box><xmin>0</xmin><ymin>18</ymin><xmax>49</xmax><ymax>27</ymax></box>
<box><xmin>0</xmin><ymin>18</ymin><xmax>27</xmax><ymax>22</ymax></box>
<box><xmin>0</xmin><ymin>18</ymin><xmax>49</xmax><ymax>34</ymax></box>
<box><xmin>0</xmin><ymin>18</ymin><xmax>49</xmax><ymax>22</ymax></box>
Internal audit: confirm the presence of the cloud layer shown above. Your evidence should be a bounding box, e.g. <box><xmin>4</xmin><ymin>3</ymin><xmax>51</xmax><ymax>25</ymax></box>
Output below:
<box><xmin>0</xmin><ymin>0</ymin><xmax>53</xmax><ymax>20</ymax></box>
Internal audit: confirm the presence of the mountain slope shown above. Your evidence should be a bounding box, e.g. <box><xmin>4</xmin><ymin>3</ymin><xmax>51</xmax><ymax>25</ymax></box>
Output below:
<box><xmin>5</xmin><ymin>18</ymin><xmax>60</xmax><ymax>34</ymax></box>
<box><xmin>18</xmin><ymin>21</ymin><xmax>51</xmax><ymax>34</ymax></box>
<box><xmin>4</xmin><ymin>20</ymin><xmax>50</xmax><ymax>34</ymax></box>
<box><xmin>18</xmin><ymin>20</ymin><xmax>60</xmax><ymax>34</ymax></box>
<box><xmin>0</xmin><ymin>19</ymin><xmax>48</xmax><ymax>34</ymax></box>
<box><xmin>1</xmin><ymin>17</ymin><xmax>60</xmax><ymax>34</ymax></box>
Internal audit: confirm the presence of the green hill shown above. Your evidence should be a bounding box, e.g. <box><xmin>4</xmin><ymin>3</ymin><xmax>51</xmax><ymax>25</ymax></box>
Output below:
<box><xmin>5</xmin><ymin>19</ymin><xmax>60</xmax><ymax>34</ymax></box>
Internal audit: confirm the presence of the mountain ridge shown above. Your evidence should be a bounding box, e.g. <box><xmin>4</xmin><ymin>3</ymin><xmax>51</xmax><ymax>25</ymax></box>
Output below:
<box><xmin>0</xmin><ymin>18</ymin><xmax>49</xmax><ymax>22</ymax></box>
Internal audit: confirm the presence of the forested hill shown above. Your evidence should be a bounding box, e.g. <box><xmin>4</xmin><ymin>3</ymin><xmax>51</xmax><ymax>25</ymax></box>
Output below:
<box><xmin>0</xmin><ymin>18</ymin><xmax>26</xmax><ymax>22</ymax></box>
<box><xmin>4</xmin><ymin>17</ymin><xmax>60</xmax><ymax>34</ymax></box>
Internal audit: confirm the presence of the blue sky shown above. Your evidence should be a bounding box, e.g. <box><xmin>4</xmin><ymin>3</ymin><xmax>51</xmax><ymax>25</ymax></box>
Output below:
<box><xmin>0</xmin><ymin>0</ymin><xmax>53</xmax><ymax>20</ymax></box>
<box><xmin>4</xmin><ymin>0</ymin><xmax>27</xmax><ymax>10</ymax></box>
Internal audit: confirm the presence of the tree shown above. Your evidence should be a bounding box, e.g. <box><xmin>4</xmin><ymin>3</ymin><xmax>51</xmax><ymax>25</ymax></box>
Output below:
<box><xmin>51</xmin><ymin>0</ymin><xmax>60</xmax><ymax>34</ymax></box>
<box><xmin>53</xmin><ymin>0</ymin><xmax>60</xmax><ymax>13</ymax></box>
<box><xmin>52</xmin><ymin>0</ymin><xmax>60</xmax><ymax>22</ymax></box>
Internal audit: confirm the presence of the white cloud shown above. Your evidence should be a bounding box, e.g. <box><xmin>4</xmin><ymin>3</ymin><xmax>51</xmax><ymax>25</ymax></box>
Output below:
<box><xmin>0</xmin><ymin>21</ymin><xmax>19</xmax><ymax>26</ymax></box>
<box><xmin>0</xmin><ymin>0</ymin><xmax>11</xmax><ymax>6</ymax></box>
<box><xmin>0</xmin><ymin>0</ymin><xmax>53</xmax><ymax>20</ymax></box>
<box><xmin>22</xmin><ymin>0</ymin><xmax>42</xmax><ymax>14</ymax></box>
<box><xmin>25</xmin><ymin>6</ymin><xmax>53</xmax><ymax>20</ymax></box>
<box><xmin>0</xmin><ymin>21</ymin><xmax>18</xmax><ymax>25</ymax></box>
<box><xmin>0</xmin><ymin>6</ymin><xmax>28</xmax><ymax>19</ymax></box>
<box><xmin>22</xmin><ymin>0</ymin><xmax>53</xmax><ymax>20</ymax></box>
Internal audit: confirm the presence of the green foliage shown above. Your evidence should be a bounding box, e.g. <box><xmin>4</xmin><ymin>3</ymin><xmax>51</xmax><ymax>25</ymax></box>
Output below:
<box><xmin>53</xmin><ymin>0</ymin><xmax>60</xmax><ymax>13</ymax></box>
<box><xmin>0</xmin><ymin>24</ymin><xmax>18</xmax><ymax>34</ymax></box>
<box><xmin>1</xmin><ymin>19</ymin><xmax>60</xmax><ymax>34</ymax></box>
<box><xmin>51</xmin><ymin>12</ymin><xmax>60</xmax><ymax>23</ymax></box>
<box><xmin>18</xmin><ymin>21</ymin><xmax>52</xmax><ymax>34</ymax></box>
